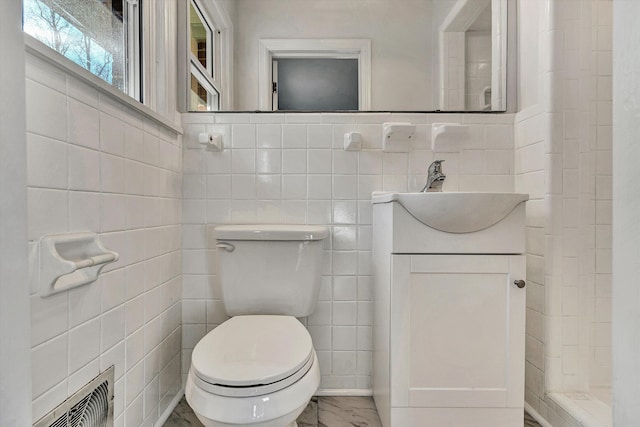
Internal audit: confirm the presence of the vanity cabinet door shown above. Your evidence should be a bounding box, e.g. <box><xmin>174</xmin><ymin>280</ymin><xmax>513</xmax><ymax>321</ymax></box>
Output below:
<box><xmin>390</xmin><ymin>254</ymin><xmax>525</xmax><ymax>409</ymax></box>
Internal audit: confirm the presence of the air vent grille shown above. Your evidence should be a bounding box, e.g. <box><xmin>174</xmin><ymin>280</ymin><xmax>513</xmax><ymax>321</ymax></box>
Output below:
<box><xmin>34</xmin><ymin>366</ymin><xmax>114</xmax><ymax>427</ymax></box>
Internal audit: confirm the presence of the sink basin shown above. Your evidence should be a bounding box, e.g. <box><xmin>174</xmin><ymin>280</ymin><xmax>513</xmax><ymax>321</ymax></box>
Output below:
<box><xmin>372</xmin><ymin>192</ymin><xmax>529</xmax><ymax>233</ymax></box>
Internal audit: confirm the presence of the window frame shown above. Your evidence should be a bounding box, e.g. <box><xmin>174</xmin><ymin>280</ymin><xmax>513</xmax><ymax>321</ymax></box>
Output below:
<box><xmin>22</xmin><ymin>0</ymin><xmax>143</xmax><ymax>101</ymax></box>
<box><xmin>178</xmin><ymin>0</ymin><xmax>232</xmax><ymax>112</ymax></box>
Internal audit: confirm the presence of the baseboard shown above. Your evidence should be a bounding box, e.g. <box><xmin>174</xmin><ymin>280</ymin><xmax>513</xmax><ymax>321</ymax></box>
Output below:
<box><xmin>315</xmin><ymin>388</ymin><xmax>373</xmax><ymax>397</ymax></box>
<box><xmin>524</xmin><ymin>401</ymin><xmax>553</xmax><ymax>427</ymax></box>
<box><xmin>155</xmin><ymin>387</ymin><xmax>185</xmax><ymax>427</ymax></box>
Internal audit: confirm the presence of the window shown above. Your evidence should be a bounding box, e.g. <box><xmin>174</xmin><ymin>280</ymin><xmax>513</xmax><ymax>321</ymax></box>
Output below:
<box><xmin>273</xmin><ymin>58</ymin><xmax>359</xmax><ymax>111</ymax></box>
<box><xmin>188</xmin><ymin>0</ymin><xmax>220</xmax><ymax>111</ymax></box>
<box><xmin>23</xmin><ymin>0</ymin><xmax>141</xmax><ymax>99</ymax></box>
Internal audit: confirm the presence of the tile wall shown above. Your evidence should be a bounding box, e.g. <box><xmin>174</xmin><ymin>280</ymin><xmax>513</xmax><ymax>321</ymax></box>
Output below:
<box><xmin>26</xmin><ymin>53</ymin><xmax>183</xmax><ymax>427</ymax></box>
<box><xmin>180</xmin><ymin>111</ymin><xmax>515</xmax><ymax>392</ymax></box>
<box><xmin>465</xmin><ymin>31</ymin><xmax>492</xmax><ymax>110</ymax></box>
<box><xmin>516</xmin><ymin>0</ymin><xmax>612</xmax><ymax>425</ymax></box>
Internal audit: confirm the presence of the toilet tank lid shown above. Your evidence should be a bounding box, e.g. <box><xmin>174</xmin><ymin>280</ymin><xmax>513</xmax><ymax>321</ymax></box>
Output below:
<box><xmin>214</xmin><ymin>224</ymin><xmax>329</xmax><ymax>241</ymax></box>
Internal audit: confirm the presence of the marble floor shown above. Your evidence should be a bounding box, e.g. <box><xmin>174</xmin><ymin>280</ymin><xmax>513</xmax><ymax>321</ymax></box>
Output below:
<box><xmin>164</xmin><ymin>395</ymin><xmax>542</xmax><ymax>427</ymax></box>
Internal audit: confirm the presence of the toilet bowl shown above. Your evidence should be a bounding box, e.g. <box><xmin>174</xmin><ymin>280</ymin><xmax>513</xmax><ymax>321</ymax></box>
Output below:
<box><xmin>185</xmin><ymin>225</ymin><xmax>328</xmax><ymax>426</ymax></box>
<box><xmin>186</xmin><ymin>316</ymin><xmax>319</xmax><ymax>427</ymax></box>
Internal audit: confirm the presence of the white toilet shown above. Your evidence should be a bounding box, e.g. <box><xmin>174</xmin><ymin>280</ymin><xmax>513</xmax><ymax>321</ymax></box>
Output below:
<box><xmin>185</xmin><ymin>224</ymin><xmax>329</xmax><ymax>427</ymax></box>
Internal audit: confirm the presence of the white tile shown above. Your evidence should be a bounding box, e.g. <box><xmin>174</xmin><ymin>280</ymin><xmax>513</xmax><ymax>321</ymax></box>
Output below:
<box><xmin>282</xmin><ymin>175</ymin><xmax>307</xmax><ymax>199</ymax></box>
<box><xmin>308</xmin><ymin>326</ymin><xmax>331</xmax><ymax>351</ymax></box>
<box><xmin>206</xmin><ymin>174</ymin><xmax>232</xmax><ymax>199</ymax></box>
<box><xmin>125</xmin><ymin>360</ymin><xmax>146</xmax><ymax>407</ymax></box>
<box><xmin>182</xmin><ymin>300</ymin><xmax>206</xmax><ymax>324</ymax></box>
<box><xmin>333</xmin><ymin>326</ymin><xmax>357</xmax><ymax>351</ymax></box>
<box><xmin>28</xmin><ymin>188</ymin><xmax>68</xmax><ymax>240</ymax></box>
<box><xmin>101</xmin><ymin>153</ymin><xmax>126</xmax><ymax>194</ymax></box>
<box><xmin>231</xmin><ymin>175</ymin><xmax>256</xmax><ymax>199</ymax></box>
<box><xmin>253</xmin><ymin>149</ymin><xmax>281</xmax><ymax>175</ymax></box>
<box><xmin>308</xmin><ymin>175</ymin><xmax>332</xmax><ymax>200</ymax></box>
<box><xmin>31</xmin><ymin>292</ymin><xmax>68</xmax><ymax>347</ymax></box>
<box><xmin>101</xmin><ymin>340</ymin><xmax>125</xmax><ymax>381</ymax></box>
<box><xmin>333</xmin><ymin>276</ymin><xmax>357</xmax><ymax>300</ymax></box>
<box><xmin>125</xmin><ymin>124</ymin><xmax>145</xmax><ymax>162</ymax></box>
<box><xmin>256</xmin><ymin>124</ymin><xmax>282</xmax><ymax>148</ymax></box>
<box><xmin>333</xmin><ymin>201</ymin><xmax>357</xmax><ymax>224</ymax></box>
<box><xmin>282</xmin><ymin>149</ymin><xmax>307</xmax><ymax>174</ymax></box>
<box><xmin>68</xmin><ymin>145</ymin><xmax>100</xmax><ymax>191</ymax></box>
<box><xmin>102</xmin><ymin>269</ymin><xmax>126</xmax><ymax>312</ymax></box>
<box><xmin>332</xmin><ymin>351</ymin><xmax>356</xmax><ymax>375</ymax></box>
<box><xmin>32</xmin><ymin>379</ymin><xmax>68</xmax><ymax>422</ymax></box>
<box><xmin>255</xmin><ymin>175</ymin><xmax>281</xmax><ymax>200</ymax></box>
<box><xmin>333</xmin><ymin>227</ymin><xmax>357</xmax><ymax>251</ymax></box>
<box><xmin>282</xmin><ymin>124</ymin><xmax>308</xmax><ymax>148</ymax></box>
<box><xmin>332</xmin><ymin>175</ymin><xmax>357</xmax><ymax>200</ymax></box>
<box><xmin>68</xmin><ymin>317</ymin><xmax>101</xmax><ymax>373</ymax></box>
<box><xmin>26</xmin><ymin>79</ymin><xmax>68</xmax><ymax>141</ymax></box>
<box><xmin>68</xmin><ymin>281</ymin><xmax>101</xmax><ymax>328</ymax></box>
<box><xmin>101</xmin><ymin>306</ymin><xmax>125</xmax><ymax>351</ymax></box>
<box><xmin>358</xmin><ymin>151</ymin><xmax>383</xmax><ymax>175</ymax></box>
<box><xmin>31</xmin><ymin>334</ymin><xmax>68</xmax><ymax>398</ymax></box>
<box><xmin>232</xmin><ymin>124</ymin><xmax>256</xmax><ymax>148</ymax></box>
<box><xmin>126</xmin><ymin>328</ymin><xmax>145</xmax><ymax>371</ymax></box>
<box><xmin>100</xmin><ymin>112</ymin><xmax>125</xmax><ymax>156</ymax></box>
<box><xmin>231</xmin><ymin>149</ymin><xmax>256</xmax><ymax>174</ymax></box>
<box><xmin>27</xmin><ymin>134</ymin><xmax>68</xmax><ymax>189</ymax></box>
<box><xmin>308</xmin><ymin>149</ymin><xmax>332</xmax><ymax>174</ymax></box>
<box><xmin>358</xmin><ymin>175</ymin><xmax>382</xmax><ymax>200</ymax></box>
<box><xmin>307</xmin><ymin>201</ymin><xmax>332</xmax><ymax>225</ymax></box>
<box><xmin>69</xmin><ymin>359</ymin><xmax>101</xmax><ymax>397</ymax></box>
<box><xmin>102</xmin><ymin>194</ymin><xmax>128</xmax><ymax>232</ymax></box>
<box><xmin>126</xmin><ymin>295</ymin><xmax>145</xmax><ymax>335</ymax></box>
<box><xmin>182</xmin><ymin>174</ymin><xmax>206</xmax><ymax>199</ymax></box>
<box><xmin>69</xmin><ymin>191</ymin><xmax>101</xmax><ymax>232</ymax></box>
<box><xmin>333</xmin><ymin>151</ymin><xmax>358</xmax><ymax>174</ymax></box>
<box><xmin>307</xmin><ymin>125</ymin><xmax>334</xmax><ymax>148</ymax></box>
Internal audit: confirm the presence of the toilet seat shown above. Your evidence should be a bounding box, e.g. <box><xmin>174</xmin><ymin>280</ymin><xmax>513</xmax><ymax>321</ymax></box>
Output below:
<box><xmin>190</xmin><ymin>315</ymin><xmax>314</xmax><ymax>397</ymax></box>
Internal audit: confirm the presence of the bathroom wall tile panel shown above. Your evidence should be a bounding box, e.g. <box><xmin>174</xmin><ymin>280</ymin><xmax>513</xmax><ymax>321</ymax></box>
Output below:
<box><xmin>68</xmin><ymin>281</ymin><xmax>102</xmax><ymax>328</ymax></box>
<box><xmin>27</xmin><ymin>188</ymin><xmax>68</xmax><ymax>241</ymax></box>
<box><xmin>100</xmin><ymin>112</ymin><xmax>125</xmax><ymax>156</ymax></box>
<box><xmin>68</xmin><ymin>317</ymin><xmax>101</xmax><ymax>374</ymax></box>
<box><xmin>31</xmin><ymin>334</ymin><xmax>68</xmax><ymax>398</ymax></box>
<box><xmin>68</xmin><ymin>145</ymin><xmax>101</xmax><ymax>191</ymax></box>
<box><xmin>182</xmin><ymin>112</ymin><xmax>515</xmax><ymax>393</ymax></box>
<box><xmin>26</xmin><ymin>79</ymin><xmax>68</xmax><ymax>141</ymax></box>
<box><xmin>31</xmin><ymin>292</ymin><xmax>69</xmax><ymax>347</ymax></box>
<box><xmin>69</xmin><ymin>191</ymin><xmax>101</xmax><ymax>232</ymax></box>
<box><xmin>32</xmin><ymin>380</ymin><xmax>68</xmax><ymax>423</ymax></box>
<box><xmin>256</xmin><ymin>124</ymin><xmax>282</xmax><ymax>148</ymax></box>
<box><xmin>27</xmin><ymin>134</ymin><xmax>68</xmax><ymax>189</ymax></box>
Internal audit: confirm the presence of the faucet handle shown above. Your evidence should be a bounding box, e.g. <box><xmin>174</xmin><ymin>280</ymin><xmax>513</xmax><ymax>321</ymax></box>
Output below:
<box><xmin>429</xmin><ymin>159</ymin><xmax>445</xmax><ymax>173</ymax></box>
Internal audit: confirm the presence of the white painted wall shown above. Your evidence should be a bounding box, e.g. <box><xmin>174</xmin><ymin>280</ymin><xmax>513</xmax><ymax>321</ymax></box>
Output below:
<box><xmin>0</xmin><ymin>1</ymin><xmax>32</xmax><ymax>426</ymax></box>
<box><xmin>612</xmin><ymin>1</ymin><xmax>640</xmax><ymax>424</ymax></box>
<box><xmin>232</xmin><ymin>0</ymin><xmax>434</xmax><ymax>111</ymax></box>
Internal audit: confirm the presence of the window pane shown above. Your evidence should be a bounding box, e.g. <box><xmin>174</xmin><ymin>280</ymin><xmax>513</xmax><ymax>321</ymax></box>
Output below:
<box><xmin>23</xmin><ymin>0</ymin><xmax>131</xmax><ymax>93</ymax></box>
<box><xmin>190</xmin><ymin>74</ymin><xmax>218</xmax><ymax>111</ymax></box>
<box><xmin>190</xmin><ymin>2</ymin><xmax>209</xmax><ymax>70</ymax></box>
<box><xmin>275</xmin><ymin>58</ymin><xmax>359</xmax><ymax>111</ymax></box>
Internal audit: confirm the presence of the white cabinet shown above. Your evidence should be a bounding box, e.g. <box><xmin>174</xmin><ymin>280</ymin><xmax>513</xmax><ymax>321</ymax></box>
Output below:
<box><xmin>372</xmin><ymin>193</ymin><xmax>528</xmax><ymax>427</ymax></box>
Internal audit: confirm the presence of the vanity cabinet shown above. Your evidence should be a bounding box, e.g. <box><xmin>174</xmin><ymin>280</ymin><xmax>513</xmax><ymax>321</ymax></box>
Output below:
<box><xmin>372</xmin><ymin>193</ymin><xmax>528</xmax><ymax>427</ymax></box>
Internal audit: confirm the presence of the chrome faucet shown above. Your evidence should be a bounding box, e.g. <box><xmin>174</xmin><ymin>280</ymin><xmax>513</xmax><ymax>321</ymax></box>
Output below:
<box><xmin>421</xmin><ymin>160</ymin><xmax>446</xmax><ymax>192</ymax></box>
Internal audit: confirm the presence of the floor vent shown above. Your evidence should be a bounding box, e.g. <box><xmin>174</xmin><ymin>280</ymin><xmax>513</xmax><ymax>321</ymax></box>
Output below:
<box><xmin>34</xmin><ymin>366</ymin><xmax>114</xmax><ymax>427</ymax></box>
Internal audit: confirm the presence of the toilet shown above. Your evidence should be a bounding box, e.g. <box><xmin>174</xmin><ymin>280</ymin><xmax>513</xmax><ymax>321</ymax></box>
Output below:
<box><xmin>185</xmin><ymin>224</ymin><xmax>329</xmax><ymax>427</ymax></box>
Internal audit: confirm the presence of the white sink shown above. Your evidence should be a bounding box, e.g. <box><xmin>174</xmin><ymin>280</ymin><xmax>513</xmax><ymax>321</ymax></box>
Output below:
<box><xmin>372</xmin><ymin>192</ymin><xmax>529</xmax><ymax>233</ymax></box>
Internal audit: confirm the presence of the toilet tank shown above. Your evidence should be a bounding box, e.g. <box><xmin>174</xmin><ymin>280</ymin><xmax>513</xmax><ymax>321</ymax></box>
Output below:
<box><xmin>213</xmin><ymin>225</ymin><xmax>329</xmax><ymax>317</ymax></box>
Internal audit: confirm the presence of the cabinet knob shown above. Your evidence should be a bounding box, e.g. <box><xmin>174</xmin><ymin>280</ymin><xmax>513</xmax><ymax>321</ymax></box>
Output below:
<box><xmin>514</xmin><ymin>280</ymin><xmax>526</xmax><ymax>288</ymax></box>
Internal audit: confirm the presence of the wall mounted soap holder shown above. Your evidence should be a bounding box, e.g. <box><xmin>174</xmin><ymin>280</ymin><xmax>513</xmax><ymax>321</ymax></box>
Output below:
<box><xmin>32</xmin><ymin>232</ymin><xmax>119</xmax><ymax>298</ymax></box>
